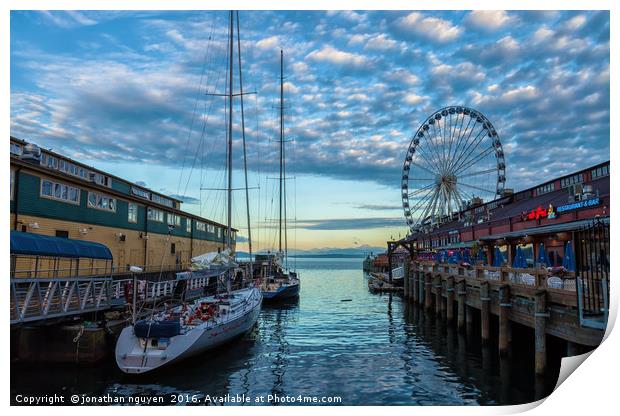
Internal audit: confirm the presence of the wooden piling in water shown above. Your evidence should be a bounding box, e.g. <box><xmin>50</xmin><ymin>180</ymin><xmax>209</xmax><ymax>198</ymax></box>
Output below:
<box><xmin>499</xmin><ymin>284</ymin><xmax>511</xmax><ymax>357</ymax></box>
<box><xmin>424</xmin><ymin>273</ymin><xmax>433</xmax><ymax>311</ymax></box>
<box><xmin>535</xmin><ymin>290</ymin><xmax>548</xmax><ymax>376</ymax></box>
<box><xmin>404</xmin><ymin>260</ymin><xmax>410</xmax><ymax>299</ymax></box>
<box><xmin>446</xmin><ymin>276</ymin><xmax>455</xmax><ymax>323</ymax></box>
<box><xmin>457</xmin><ymin>279</ymin><xmax>466</xmax><ymax>332</ymax></box>
<box><xmin>434</xmin><ymin>275</ymin><xmax>442</xmax><ymax>316</ymax></box>
<box><xmin>403</xmin><ymin>261</ymin><xmax>409</xmax><ymax>299</ymax></box>
<box><xmin>480</xmin><ymin>281</ymin><xmax>490</xmax><ymax>346</ymax></box>
<box><xmin>412</xmin><ymin>270</ymin><xmax>419</xmax><ymax>304</ymax></box>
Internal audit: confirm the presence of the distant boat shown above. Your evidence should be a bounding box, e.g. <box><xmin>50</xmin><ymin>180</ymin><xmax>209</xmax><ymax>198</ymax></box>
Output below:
<box><xmin>115</xmin><ymin>11</ymin><xmax>262</xmax><ymax>374</ymax></box>
<box><xmin>258</xmin><ymin>50</ymin><xmax>300</xmax><ymax>302</ymax></box>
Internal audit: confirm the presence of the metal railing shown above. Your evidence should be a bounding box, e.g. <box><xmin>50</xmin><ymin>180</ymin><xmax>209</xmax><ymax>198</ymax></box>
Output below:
<box><xmin>10</xmin><ymin>274</ymin><xmax>214</xmax><ymax>325</ymax></box>
<box><xmin>575</xmin><ymin>218</ymin><xmax>610</xmax><ymax>329</ymax></box>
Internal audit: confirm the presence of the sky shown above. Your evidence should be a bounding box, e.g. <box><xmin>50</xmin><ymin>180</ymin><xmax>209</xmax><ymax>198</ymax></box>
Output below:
<box><xmin>10</xmin><ymin>10</ymin><xmax>610</xmax><ymax>252</ymax></box>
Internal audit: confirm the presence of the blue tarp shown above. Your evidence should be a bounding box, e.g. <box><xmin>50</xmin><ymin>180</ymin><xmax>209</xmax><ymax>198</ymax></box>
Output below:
<box><xmin>10</xmin><ymin>231</ymin><xmax>112</xmax><ymax>260</ymax></box>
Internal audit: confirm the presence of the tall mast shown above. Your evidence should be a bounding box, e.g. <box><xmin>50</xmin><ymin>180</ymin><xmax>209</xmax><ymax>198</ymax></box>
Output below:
<box><xmin>282</xmin><ymin>51</ymin><xmax>288</xmax><ymax>269</ymax></box>
<box><xmin>236</xmin><ymin>11</ymin><xmax>253</xmax><ymax>275</ymax></box>
<box><xmin>226</xmin><ymin>10</ymin><xmax>233</xmax><ymax>251</ymax></box>
<box><xmin>278</xmin><ymin>50</ymin><xmax>284</xmax><ymax>255</ymax></box>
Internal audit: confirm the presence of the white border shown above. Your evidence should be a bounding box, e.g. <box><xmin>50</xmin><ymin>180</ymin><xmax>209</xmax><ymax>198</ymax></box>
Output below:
<box><xmin>3</xmin><ymin>1</ymin><xmax>616</xmax><ymax>415</ymax></box>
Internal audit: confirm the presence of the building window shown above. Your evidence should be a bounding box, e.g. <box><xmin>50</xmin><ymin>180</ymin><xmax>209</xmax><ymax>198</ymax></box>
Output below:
<box><xmin>10</xmin><ymin>143</ymin><xmax>22</xmax><ymax>155</ymax></box>
<box><xmin>170</xmin><ymin>243</ymin><xmax>176</xmax><ymax>254</ymax></box>
<box><xmin>186</xmin><ymin>219</ymin><xmax>191</xmax><ymax>233</ymax></box>
<box><xmin>196</xmin><ymin>221</ymin><xmax>206</xmax><ymax>232</ymax></box>
<box><xmin>131</xmin><ymin>186</ymin><xmax>150</xmax><ymax>199</ymax></box>
<box><xmin>535</xmin><ymin>182</ymin><xmax>555</xmax><ymax>196</ymax></box>
<box><xmin>560</xmin><ymin>173</ymin><xmax>584</xmax><ymax>188</ymax></box>
<box><xmin>207</xmin><ymin>224</ymin><xmax>215</xmax><ymax>233</ymax></box>
<box><xmin>88</xmin><ymin>192</ymin><xmax>116</xmax><ymax>212</ymax></box>
<box><xmin>167</xmin><ymin>213</ymin><xmax>181</xmax><ymax>227</ymax></box>
<box><xmin>90</xmin><ymin>172</ymin><xmax>110</xmax><ymax>187</ymax></box>
<box><xmin>128</xmin><ymin>203</ymin><xmax>138</xmax><ymax>223</ymax></box>
<box><xmin>147</xmin><ymin>207</ymin><xmax>164</xmax><ymax>222</ymax></box>
<box><xmin>55</xmin><ymin>230</ymin><xmax>69</xmax><ymax>238</ymax></box>
<box><xmin>40</xmin><ymin>179</ymin><xmax>80</xmax><ymax>204</ymax></box>
<box><xmin>591</xmin><ymin>165</ymin><xmax>609</xmax><ymax>179</ymax></box>
<box><xmin>152</xmin><ymin>194</ymin><xmax>173</xmax><ymax>208</ymax></box>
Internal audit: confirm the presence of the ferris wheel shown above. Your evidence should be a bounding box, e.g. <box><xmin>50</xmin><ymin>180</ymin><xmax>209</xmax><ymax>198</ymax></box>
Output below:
<box><xmin>402</xmin><ymin>106</ymin><xmax>506</xmax><ymax>232</ymax></box>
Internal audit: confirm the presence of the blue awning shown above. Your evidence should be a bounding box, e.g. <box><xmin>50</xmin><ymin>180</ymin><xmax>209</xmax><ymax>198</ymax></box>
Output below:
<box><xmin>10</xmin><ymin>231</ymin><xmax>112</xmax><ymax>260</ymax></box>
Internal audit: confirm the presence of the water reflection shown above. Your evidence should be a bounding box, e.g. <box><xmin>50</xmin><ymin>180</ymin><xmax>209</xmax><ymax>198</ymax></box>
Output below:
<box><xmin>11</xmin><ymin>258</ymin><xmax>556</xmax><ymax>405</ymax></box>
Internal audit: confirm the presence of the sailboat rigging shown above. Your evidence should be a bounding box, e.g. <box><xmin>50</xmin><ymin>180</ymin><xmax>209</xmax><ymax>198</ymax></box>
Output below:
<box><xmin>115</xmin><ymin>11</ymin><xmax>262</xmax><ymax>374</ymax></box>
<box><xmin>257</xmin><ymin>50</ymin><xmax>300</xmax><ymax>302</ymax></box>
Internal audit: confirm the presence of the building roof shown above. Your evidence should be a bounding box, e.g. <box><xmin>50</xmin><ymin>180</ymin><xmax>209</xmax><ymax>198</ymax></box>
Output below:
<box><xmin>10</xmin><ymin>136</ymin><xmax>182</xmax><ymax>203</ymax></box>
<box><xmin>10</xmin><ymin>231</ymin><xmax>113</xmax><ymax>260</ymax></box>
<box><xmin>478</xmin><ymin>217</ymin><xmax>609</xmax><ymax>242</ymax></box>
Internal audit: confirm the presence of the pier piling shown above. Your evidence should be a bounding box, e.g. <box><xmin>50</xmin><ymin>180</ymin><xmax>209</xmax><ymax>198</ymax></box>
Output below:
<box><xmin>404</xmin><ymin>261</ymin><xmax>411</xmax><ymax>299</ymax></box>
<box><xmin>412</xmin><ymin>270</ymin><xmax>419</xmax><ymax>304</ymax></box>
<box><xmin>457</xmin><ymin>279</ymin><xmax>466</xmax><ymax>332</ymax></box>
<box><xmin>499</xmin><ymin>284</ymin><xmax>511</xmax><ymax>357</ymax></box>
<box><xmin>424</xmin><ymin>273</ymin><xmax>433</xmax><ymax>311</ymax></box>
<box><xmin>446</xmin><ymin>276</ymin><xmax>455</xmax><ymax>323</ymax></box>
<box><xmin>480</xmin><ymin>281</ymin><xmax>490</xmax><ymax>346</ymax></box>
<box><xmin>534</xmin><ymin>290</ymin><xmax>548</xmax><ymax>376</ymax></box>
<box><xmin>434</xmin><ymin>275</ymin><xmax>442</xmax><ymax>316</ymax></box>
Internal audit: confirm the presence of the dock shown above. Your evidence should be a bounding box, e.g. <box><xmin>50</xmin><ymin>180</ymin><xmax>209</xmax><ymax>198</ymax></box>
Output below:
<box><xmin>402</xmin><ymin>260</ymin><xmax>606</xmax><ymax>375</ymax></box>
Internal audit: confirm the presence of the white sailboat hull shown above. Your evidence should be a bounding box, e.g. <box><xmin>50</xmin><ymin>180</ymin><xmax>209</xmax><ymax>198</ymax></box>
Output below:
<box><xmin>115</xmin><ymin>287</ymin><xmax>262</xmax><ymax>374</ymax></box>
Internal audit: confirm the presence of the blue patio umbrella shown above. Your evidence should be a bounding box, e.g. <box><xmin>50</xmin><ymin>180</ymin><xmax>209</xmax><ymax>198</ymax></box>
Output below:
<box><xmin>537</xmin><ymin>243</ymin><xmax>551</xmax><ymax>267</ymax></box>
<box><xmin>438</xmin><ymin>250</ymin><xmax>447</xmax><ymax>263</ymax></box>
<box><xmin>477</xmin><ymin>248</ymin><xmax>488</xmax><ymax>264</ymax></box>
<box><xmin>449</xmin><ymin>250</ymin><xmax>463</xmax><ymax>264</ymax></box>
<box><xmin>493</xmin><ymin>246</ymin><xmax>505</xmax><ymax>267</ymax></box>
<box><xmin>513</xmin><ymin>247</ymin><xmax>522</xmax><ymax>268</ymax></box>
<box><xmin>563</xmin><ymin>240</ymin><xmax>575</xmax><ymax>272</ymax></box>
<box><xmin>519</xmin><ymin>247</ymin><xmax>528</xmax><ymax>268</ymax></box>
<box><xmin>463</xmin><ymin>249</ymin><xmax>473</xmax><ymax>264</ymax></box>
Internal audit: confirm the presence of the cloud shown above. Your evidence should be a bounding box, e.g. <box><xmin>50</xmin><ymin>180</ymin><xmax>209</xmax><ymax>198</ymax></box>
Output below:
<box><xmin>9</xmin><ymin>10</ymin><xmax>610</xmax><ymax>203</ymax></box>
<box><xmin>38</xmin><ymin>11</ymin><xmax>98</xmax><ymax>28</ymax></box>
<box><xmin>464</xmin><ymin>11</ymin><xmax>514</xmax><ymax>31</ymax></box>
<box><xmin>355</xmin><ymin>204</ymin><xmax>402</xmax><ymax>211</ymax></box>
<box><xmin>291</xmin><ymin>217</ymin><xmax>404</xmax><ymax>230</ymax></box>
<box><xmin>306</xmin><ymin>45</ymin><xmax>371</xmax><ymax>69</ymax></box>
<box><xmin>168</xmin><ymin>194</ymin><xmax>201</xmax><ymax>204</ymax></box>
<box><xmin>395</xmin><ymin>12</ymin><xmax>462</xmax><ymax>43</ymax></box>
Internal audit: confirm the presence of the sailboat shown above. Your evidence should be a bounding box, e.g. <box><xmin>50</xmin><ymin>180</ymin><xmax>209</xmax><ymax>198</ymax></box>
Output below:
<box><xmin>258</xmin><ymin>50</ymin><xmax>300</xmax><ymax>302</ymax></box>
<box><xmin>115</xmin><ymin>11</ymin><xmax>262</xmax><ymax>374</ymax></box>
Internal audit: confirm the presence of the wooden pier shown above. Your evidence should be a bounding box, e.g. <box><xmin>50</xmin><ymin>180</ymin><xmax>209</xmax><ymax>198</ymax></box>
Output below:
<box><xmin>403</xmin><ymin>261</ymin><xmax>605</xmax><ymax>376</ymax></box>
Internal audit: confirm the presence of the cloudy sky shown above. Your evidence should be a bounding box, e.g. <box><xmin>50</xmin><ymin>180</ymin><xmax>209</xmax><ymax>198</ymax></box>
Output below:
<box><xmin>10</xmin><ymin>10</ymin><xmax>610</xmax><ymax>251</ymax></box>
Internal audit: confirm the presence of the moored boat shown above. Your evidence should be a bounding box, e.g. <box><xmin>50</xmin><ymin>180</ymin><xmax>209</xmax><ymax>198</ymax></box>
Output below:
<box><xmin>115</xmin><ymin>284</ymin><xmax>261</xmax><ymax>374</ymax></box>
<box><xmin>115</xmin><ymin>11</ymin><xmax>262</xmax><ymax>374</ymax></box>
<box><xmin>257</xmin><ymin>50</ymin><xmax>300</xmax><ymax>302</ymax></box>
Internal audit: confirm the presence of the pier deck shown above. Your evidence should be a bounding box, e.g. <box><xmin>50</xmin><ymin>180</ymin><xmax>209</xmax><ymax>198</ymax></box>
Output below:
<box><xmin>404</xmin><ymin>261</ymin><xmax>607</xmax><ymax>375</ymax></box>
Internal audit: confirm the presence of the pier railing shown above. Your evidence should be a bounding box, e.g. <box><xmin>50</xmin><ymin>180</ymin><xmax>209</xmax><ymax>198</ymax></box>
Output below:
<box><xmin>407</xmin><ymin>260</ymin><xmax>606</xmax><ymax>346</ymax></box>
<box><xmin>10</xmin><ymin>274</ymin><xmax>213</xmax><ymax>325</ymax></box>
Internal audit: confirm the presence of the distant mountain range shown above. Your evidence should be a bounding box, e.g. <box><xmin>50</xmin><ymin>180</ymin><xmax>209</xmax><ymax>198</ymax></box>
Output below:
<box><xmin>236</xmin><ymin>245</ymin><xmax>385</xmax><ymax>259</ymax></box>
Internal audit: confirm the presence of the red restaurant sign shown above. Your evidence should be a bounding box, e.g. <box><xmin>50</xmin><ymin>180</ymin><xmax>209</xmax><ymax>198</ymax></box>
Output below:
<box><xmin>524</xmin><ymin>205</ymin><xmax>555</xmax><ymax>221</ymax></box>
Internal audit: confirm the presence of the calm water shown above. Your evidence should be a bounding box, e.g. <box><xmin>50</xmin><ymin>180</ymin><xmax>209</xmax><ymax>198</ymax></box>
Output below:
<box><xmin>11</xmin><ymin>257</ymin><xmax>557</xmax><ymax>405</ymax></box>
